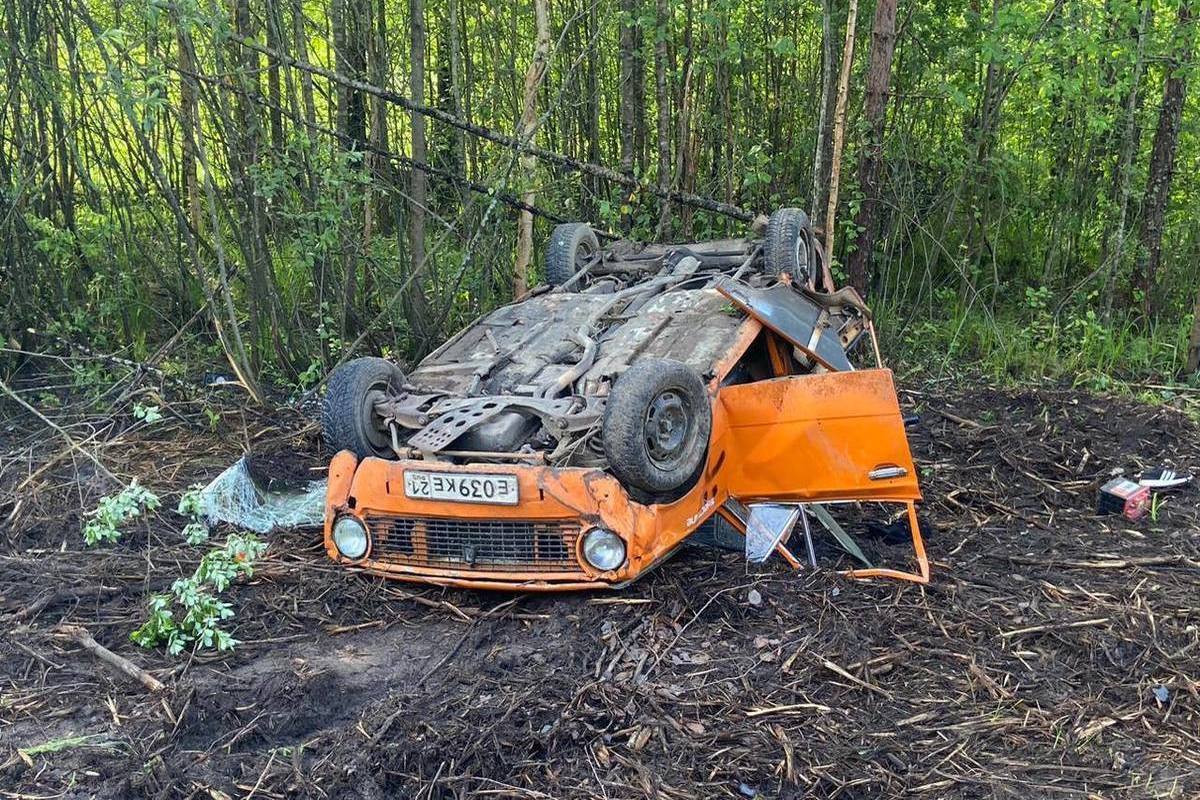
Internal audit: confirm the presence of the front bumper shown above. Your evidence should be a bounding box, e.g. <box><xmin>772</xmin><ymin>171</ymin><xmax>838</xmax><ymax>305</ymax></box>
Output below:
<box><xmin>323</xmin><ymin>451</ymin><xmax>710</xmax><ymax>590</ymax></box>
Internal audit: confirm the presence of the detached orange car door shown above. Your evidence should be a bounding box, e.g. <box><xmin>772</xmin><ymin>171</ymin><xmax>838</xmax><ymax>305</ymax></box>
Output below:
<box><xmin>715</xmin><ymin>368</ymin><xmax>929</xmax><ymax>583</ymax></box>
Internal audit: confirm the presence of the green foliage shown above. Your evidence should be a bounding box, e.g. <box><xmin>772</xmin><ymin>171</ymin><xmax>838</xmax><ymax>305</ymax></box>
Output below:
<box><xmin>1150</xmin><ymin>492</ymin><xmax>1164</xmax><ymax>523</ymax></box>
<box><xmin>888</xmin><ymin>284</ymin><xmax>1188</xmax><ymax>390</ymax></box>
<box><xmin>133</xmin><ymin>403</ymin><xmax>163</xmax><ymax>424</ymax></box>
<box><xmin>131</xmin><ymin>583</ymin><xmax>236</xmax><ymax>655</ymax></box>
<box><xmin>131</xmin><ymin>532</ymin><xmax>267</xmax><ymax>655</ymax></box>
<box><xmin>182</xmin><ymin>522</ymin><xmax>210</xmax><ymax>546</ymax></box>
<box><xmin>82</xmin><ymin>481</ymin><xmax>161</xmax><ymax>546</ymax></box>
<box><xmin>195</xmin><ymin>532</ymin><xmax>268</xmax><ymax>591</ymax></box>
<box><xmin>16</xmin><ymin>734</ymin><xmax>122</xmax><ymax>762</ymax></box>
<box><xmin>3</xmin><ymin>0</ymin><xmax>1199</xmax><ymax>388</ymax></box>
<box><xmin>176</xmin><ymin>487</ymin><xmax>203</xmax><ymax>518</ymax></box>
<box><xmin>177</xmin><ymin>486</ymin><xmax>209</xmax><ymax>545</ymax></box>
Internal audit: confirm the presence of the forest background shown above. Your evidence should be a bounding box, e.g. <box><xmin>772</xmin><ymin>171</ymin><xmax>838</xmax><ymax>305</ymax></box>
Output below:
<box><xmin>3</xmin><ymin>0</ymin><xmax>1199</xmax><ymax>401</ymax></box>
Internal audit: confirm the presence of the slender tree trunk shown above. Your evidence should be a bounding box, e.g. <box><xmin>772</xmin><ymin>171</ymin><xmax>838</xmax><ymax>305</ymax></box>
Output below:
<box><xmin>362</xmin><ymin>0</ymin><xmax>390</xmax><ymax>303</ymax></box>
<box><xmin>1103</xmin><ymin>0</ymin><xmax>1151</xmax><ymax>320</ymax></box>
<box><xmin>811</xmin><ymin>0</ymin><xmax>835</xmax><ymax>220</ymax></box>
<box><xmin>580</xmin><ymin>0</ymin><xmax>602</xmax><ymax>220</ymax></box>
<box><xmin>1134</xmin><ymin>1</ymin><xmax>1192</xmax><ymax>319</ymax></box>
<box><xmin>406</xmin><ymin>0</ymin><xmax>432</xmax><ymax>347</ymax></box>
<box><xmin>447</xmin><ymin>0</ymin><xmax>467</xmax><ymax>185</ymax></box>
<box><xmin>227</xmin><ymin>0</ymin><xmax>282</xmax><ymax>366</ymax></box>
<box><xmin>618</xmin><ymin>0</ymin><xmax>637</xmax><ymax>175</ymax></box>
<box><xmin>264</xmin><ymin>0</ymin><xmax>285</xmax><ymax>158</ymax></box>
<box><xmin>512</xmin><ymin>0</ymin><xmax>551</xmax><ymax>296</ymax></box>
<box><xmin>176</xmin><ymin>26</ymin><xmax>202</xmax><ymax>243</ymax></box>
<box><xmin>823</xmin><ymin>0</ymin><xmax>859</xmax><ymax>262</ymax></box>
<box><xmin>633</xmin><ymin>15</ymin><xmax>646</xmax><ymax>177</ymax></box>
<box><xmin>654</xmin><ymin>0</ymin><xmax>672</xmax><ymax>236</ymax></box>
<box><xmin>679</xmin><ymin>0</ymin><xmax>697</xmax><ymax>237</ymax></box>
<box><xmin>961</xmin><ymin>0</ymin><xmax>1003</xmax><ymax>301</ymax></box>
<box><xmin>846</xmin><ymin>0</ymin><xmax>897</xmax><ymax>294</ymax></box>
<box><xmin>335</xmin><ymin>0</ymin><xmax>369</xmax><ymax>333</ymax></box>
<box><xmin>331</xmin><ymin>0</ymin><xmax>347</xmax><ymax>134</ymax></box>
<box><xmin>366</xmin><ymin>0</ymin><xmax>391</xmax><ymax>234</ymax></box>
<box><xmin>716</xmin><ymin>15</ymin><xmax>733</xmax><ymax>204</ymax></box>
<box><xmin>618</xmin><ymin>0</ymin><xmax>639</xmax><ymax>229</ymax></box>
<box><xmin>2</xmin><ymin>0</ymin><xmax>30</xmax><ymax>329</ymax></box>
<box><xmin>1041</xmin><ymin>0</ymin><xmax>1079</xmax><ymax>283</ymax></box>
<box><xmin>44</xmin><ymin>15</ymin><xmax>77</xmax><ymax>246</ymax></box>
<box><xmin>332</xmin><ymin>0</ymin><xmax>367</xmax><ymax>147</ymax></box>
<box><xmin>289</xmin><ymin>0</ymin><xmax>327</xmax><ymax>320</ymax></box>
<box><xmin>293</xmin><ymin>0</ymin><xmax>317</xmax><ymax>127</ymax></box>
<box><xmin>1187</xmin><ymin>285</ymin><xmax>1200</xmax><ymax>373</ymax></box>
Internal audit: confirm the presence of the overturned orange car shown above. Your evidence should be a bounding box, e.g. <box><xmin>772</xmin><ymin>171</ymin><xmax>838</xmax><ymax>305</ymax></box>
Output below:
<box><xmin>321</xmin><ymin>209</ymin><xmax>928</xmax><ymax>590</ymax></box>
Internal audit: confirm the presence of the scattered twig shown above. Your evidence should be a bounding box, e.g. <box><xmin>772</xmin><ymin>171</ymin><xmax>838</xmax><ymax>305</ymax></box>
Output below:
<box><xmin>0</xmin><ymin>377</ymin><xmax>119</xmax><ymax>484</ymax></box>
<box><xmin>55</xmin><ymin>624</ymin><xmax>165</xmax><ymax>693</ymax></box>
<box><xmin>817</xmin><ymin>655</ymin><xmax>893</xmax><ymax>698</ymax></box>
<box><xmin>998</xmin><ymin>617</ymin><xmax>1110</xmax><ymax>639</ymax></box>
<box><xmin>931</xmin><ymin>407</ymin><xmax>983</xmax><ymax>429</ymax></box>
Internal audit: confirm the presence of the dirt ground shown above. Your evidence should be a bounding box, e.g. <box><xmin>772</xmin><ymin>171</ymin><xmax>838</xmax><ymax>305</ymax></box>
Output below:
<box><xmin>2</xmin><ymin>374</ymin><xmax>1199</xmax><ymax>799</ymax></box>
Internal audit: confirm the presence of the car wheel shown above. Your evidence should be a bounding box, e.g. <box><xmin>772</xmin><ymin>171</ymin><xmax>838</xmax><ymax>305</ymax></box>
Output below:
<box><xmin>321</xmin><ymin>357</ymin><xmax>406</xmax><ymax>459</ymax></box>
<box><xmin>764</xmin><ymin>208</ymin><xmax>816</xmax><ymax>286</ymax></box>
<box><xmin>545</xmin><ymin>222</ymin><xmax>600</xmax><ymax>287</ymax></box>
<box><xmin>602</xmin><ymin>359</ymin><xmax>711</xmax><ymax>499</ymax></box>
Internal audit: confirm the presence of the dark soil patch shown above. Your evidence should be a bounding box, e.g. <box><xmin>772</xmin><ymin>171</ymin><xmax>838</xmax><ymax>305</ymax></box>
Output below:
<box><xmin>2</xmin><ymin>377</ymin><xmax>1198</xmax><ymax>798</ymax></box>
<box><xmin>244</xmin><ymin>442</ymin><xmax>327</xmax><ymax>492</ymax></box>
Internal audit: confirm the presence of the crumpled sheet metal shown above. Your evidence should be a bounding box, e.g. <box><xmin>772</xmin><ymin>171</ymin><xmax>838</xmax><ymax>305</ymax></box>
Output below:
<box><xmin>198</xmin><ymin>458</ymin><xmax>326</xmax><ymax>534</ymax></box>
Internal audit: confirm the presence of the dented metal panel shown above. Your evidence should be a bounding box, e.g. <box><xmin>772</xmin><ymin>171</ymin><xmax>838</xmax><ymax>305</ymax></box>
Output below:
<box><xmin>716</xmin><ymin>280</ymin><xmax>858</xmax><ymax>372</ymax></box>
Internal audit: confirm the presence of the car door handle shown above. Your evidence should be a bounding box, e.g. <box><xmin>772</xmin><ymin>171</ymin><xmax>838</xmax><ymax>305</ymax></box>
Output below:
<box><xmin>868</xmin><ymin>465</ymin><xmax>908</xmax><ymax>480</ymax></box>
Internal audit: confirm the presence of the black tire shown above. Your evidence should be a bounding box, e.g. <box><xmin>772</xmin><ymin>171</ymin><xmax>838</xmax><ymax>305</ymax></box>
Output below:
<box><xmin>321</xmin><ymin>357</ymin><xmax>406</xmax><ymax>459</ymax></box>
<box><xmin>764</xmin><ymin>208</ymin><xmax>815</xmax><ymax>285</ymax></box>
<box><xmin>602</xmin><ymin>359</ymin><xmax>711</xmax><ymax>498</ymax></box>
<box><xmin>545</xmin><ymin>222</ymin><xmax>600</xmax><ymax>287</ymax></box>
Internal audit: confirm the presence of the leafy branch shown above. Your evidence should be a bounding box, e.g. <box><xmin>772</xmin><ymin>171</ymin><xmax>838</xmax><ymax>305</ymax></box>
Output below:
<box><xmin>132</xmin><ymin>532</ymin><xmax>268</xmax><ymax>655</ymax></box>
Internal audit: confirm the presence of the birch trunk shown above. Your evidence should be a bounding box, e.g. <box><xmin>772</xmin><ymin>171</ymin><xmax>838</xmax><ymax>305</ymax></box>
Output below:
<box><xmin>846</xmin><ymin>0</ymin><xmax>898</xmax><ymax>294</ymax></box>
<box><xmin>823</xmin><ymin>0</ymin><xmax>858</xmax><ymax>264</ymax></box>
<box><xmin>512</xmin><ymin>0</ymin><xmax>551</xmax><ymax>296</ymax></box>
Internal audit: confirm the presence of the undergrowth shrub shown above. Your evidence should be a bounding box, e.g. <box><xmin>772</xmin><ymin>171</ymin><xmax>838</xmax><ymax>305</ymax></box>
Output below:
<box><xmin>82</xmin><ymin>481</ymin><xmax>160</xmax><ymax>546</ymax></box>
<box><xmin>132</xmin><ymin>532</ymin><xmax>267</xmax><ymax>655</ymax></box>
<box><xmin>176</xmin><ymin>486</ymin><xmax>209</xmax><ymax>546</ymax></box>
<box><xmin>882</xmin><ymin>285</ymin><xmax>1190</xmax><ymax>390</ymax></box>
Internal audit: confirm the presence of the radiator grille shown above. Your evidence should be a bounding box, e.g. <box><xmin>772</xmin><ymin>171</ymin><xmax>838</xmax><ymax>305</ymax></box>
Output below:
<box><xmin>364</xmin><ymin>514</ymin><xmax>581</xmax><ymax>572</ymax></box>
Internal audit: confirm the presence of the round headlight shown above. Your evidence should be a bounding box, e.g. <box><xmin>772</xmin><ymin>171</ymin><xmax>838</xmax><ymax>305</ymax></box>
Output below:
<box><xmin>582</xmin><ymin>528</ymin><xmax>626</xmax><ymax>571</ymax></box>
<box><xmin>332</xmin><ymin>516</ymin><xmax>369</xmax><ymax>560</ymax></box>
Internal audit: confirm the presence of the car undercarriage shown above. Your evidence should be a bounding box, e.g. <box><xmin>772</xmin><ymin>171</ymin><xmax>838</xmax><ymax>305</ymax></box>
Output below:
<box><xmin>327</xmin><ymin>213</ymin><xmax>868</xmax><ymax>478</ymax></box>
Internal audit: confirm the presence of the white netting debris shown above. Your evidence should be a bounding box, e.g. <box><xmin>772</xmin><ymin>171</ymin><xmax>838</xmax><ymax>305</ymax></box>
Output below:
<box><xmin>197</xmin><ymin>458</ymin><xmax>326</xmax><ymax>534</ymax></box>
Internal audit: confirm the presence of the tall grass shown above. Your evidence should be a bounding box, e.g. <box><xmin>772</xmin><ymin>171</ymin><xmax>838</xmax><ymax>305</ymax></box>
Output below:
<box><xmin>877</xmin><ymin>286</ymin><xmax>1195</xmax><ymax>391</ymax></box>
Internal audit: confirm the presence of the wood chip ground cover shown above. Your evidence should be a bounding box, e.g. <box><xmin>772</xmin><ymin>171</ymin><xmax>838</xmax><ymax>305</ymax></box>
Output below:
<box><xmin>1</xmin><ymin>380</ymin><xmax>1198</xmax><ymax>798</ymax></box>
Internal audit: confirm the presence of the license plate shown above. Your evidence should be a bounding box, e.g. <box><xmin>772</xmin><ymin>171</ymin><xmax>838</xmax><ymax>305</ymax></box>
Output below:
<box><xmin>403</xmin><ymin>470</ymin><xmax>519</xmax><ymax>505</ymax></box>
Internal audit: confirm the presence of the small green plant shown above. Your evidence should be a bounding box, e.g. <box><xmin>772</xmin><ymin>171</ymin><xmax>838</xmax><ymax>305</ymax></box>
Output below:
<box><xmin>195</xmin><ymin>533</ymin><xmax>268</xmax><ymax>591</ymax></box>
<box><xmin>131</xmin><ymin>532</ymin><xmax>267</xmax><ymax>655</ymax></box>
<box><xmin>182</xmin><ymin>521</ymin><xmax>209</xmax><ymax>546</ymax></box>
<box><xmin>131</xmin><ymin>583</ymin><xmax>235</xmax><ymax>655</ymax></box>
<box><xmin>133</xmin><ymin>403</ymin><xmax>163</xmax><ymax>424</ymax></box>
<box><xmin>176</xmin><ymin>486</ymin><xmax>209</xmax><ymax>545</ymax></box>
<box><xmin>176</xmin><ymin>487</ymin><xmax>202</xmax><ymax>517</ymax></box>
<box><xmin>82</xmin><ymin>481</ymin><xmax>160</xmax><ymax>546</ymax></box>
<box><xmin>1150</xmin><ymin>493</ymin><xmax>1165</xmax><ymax>523</ymax></box>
